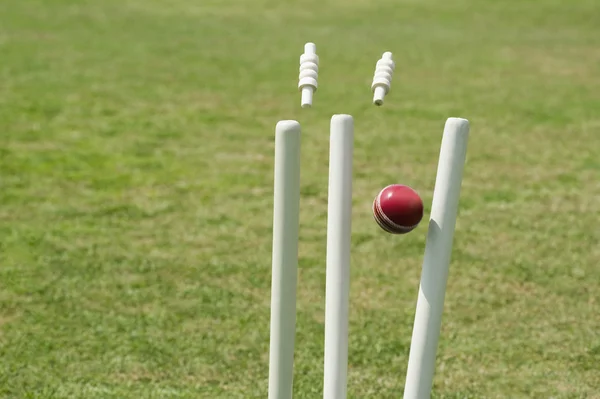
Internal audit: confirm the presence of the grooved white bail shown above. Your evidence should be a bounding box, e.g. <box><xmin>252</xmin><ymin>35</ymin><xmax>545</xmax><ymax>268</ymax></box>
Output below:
<box><xmin>298</xmin><ymin>42</ymin><xmax>319</xmax><ymax>108</ymax></box>
<box><xmin>371</xmin><ymin>51</ymin><xmax>395</xmax><ymax>106</ymax></box>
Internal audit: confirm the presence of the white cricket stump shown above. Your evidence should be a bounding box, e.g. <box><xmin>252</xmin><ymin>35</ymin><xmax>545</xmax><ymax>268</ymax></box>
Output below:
<box><xmin>323</xmin><ymin>114</ymin><xmax>354</xmax><ymax>399</ymax></box>
<box><xmin>268</xmin><ymin>120</ymin><xmax>302</xmax><ymax>399</ymax></box>
<box><xmin>403</xmin><ymin>117</ymin><xmax>470</xmax><ymax>399</ymax></box>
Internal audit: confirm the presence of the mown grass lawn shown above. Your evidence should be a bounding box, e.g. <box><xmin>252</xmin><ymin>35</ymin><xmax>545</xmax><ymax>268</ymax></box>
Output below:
<box><xmin>0</xmin><ymin>0</ymin><xmax>599</xmax><ymax>397</ymax></box>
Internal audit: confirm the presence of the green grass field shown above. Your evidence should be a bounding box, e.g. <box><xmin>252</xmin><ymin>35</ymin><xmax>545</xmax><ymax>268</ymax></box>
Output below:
<box><xmin>1</xmin><ymin>0</ymin><xmax>599</xmax><ymax>397</ymax></box>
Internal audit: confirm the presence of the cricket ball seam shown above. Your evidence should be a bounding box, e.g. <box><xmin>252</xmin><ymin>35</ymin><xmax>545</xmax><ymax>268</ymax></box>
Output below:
<box><xmin>372</xmin><ymin>199</ymin><xmax>396</xmax><ymax>233</ymax></box>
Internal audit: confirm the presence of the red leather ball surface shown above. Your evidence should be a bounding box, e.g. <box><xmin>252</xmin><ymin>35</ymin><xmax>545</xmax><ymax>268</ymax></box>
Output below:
<box><xmin>372</xmin><ymin>184</ymin><xmax>424</xmax><ymax>234</ymax></box>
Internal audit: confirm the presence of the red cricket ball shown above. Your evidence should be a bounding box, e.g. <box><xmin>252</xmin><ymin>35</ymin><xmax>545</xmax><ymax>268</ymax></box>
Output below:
<box><xmin>372</xmin><ymin>184</ymin><xmax>424</xmax><ymax>234</ymax></box>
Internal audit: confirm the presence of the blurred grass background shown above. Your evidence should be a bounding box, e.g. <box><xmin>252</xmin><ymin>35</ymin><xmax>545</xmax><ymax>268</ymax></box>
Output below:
<box><xmin>0</xmin><ymin>0</ymin><xmax>599</xmax><ymax>397</ymax></box>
